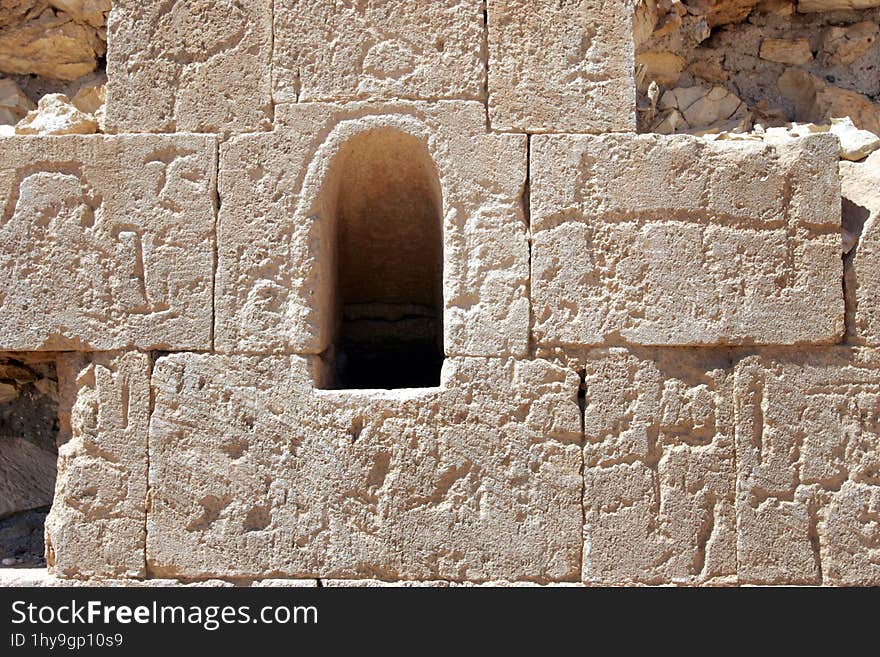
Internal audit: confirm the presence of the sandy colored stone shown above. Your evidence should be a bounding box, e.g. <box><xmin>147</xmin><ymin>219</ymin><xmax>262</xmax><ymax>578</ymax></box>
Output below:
<box><xmin>637</xmin><ymin>51</ymin><xmax>686</xmax><ymax>87</ymax></box>
<box><xmin>779</xmin><ymin>68</ymin><xmax>880</xmax><ymax>137</ymax></box>
<box><xmin>759</xmin><ymin>37</ymin><xmax>813</xmax><ymax>65</ymax></box>
<box><xmin>580</xmin><ymin>348</ymin><xmax>736</xmax><ymax>585</ymax></box>
<box><xmin>735</xmin><ymin>349</ymin><xmax>880</xmax><ymax>586</ymax></box>
<box><xmin>0</xmin><ymin>437</ymin><xmax>56</xmax><ymax>518</ymax></box>
<box><xmin>273</xmin><ymin>0</ymin><xmax>483</xmax><ymax>103</ymax></box>
<box><xmin>842</xmin><ymin>150</ymin><xmax>880</xmax><ymax>344</ymax></box>
<box><xmin>0</xmin><ymin>3</ymin><xmax>106</xmax><ymax>80</ymax></box>
<box><xmin>105</xmin><ymin>0</ymin><xmax>272</xmax><ymax>134</ymax></box>
<box><xmin>0</xmin><ymin>134</ymin><xmax>216</xmax><ymax>351</ymax></box>
<box><xmin>822</xmin><ymin>21</ymin><xmax>879</xmax><ymax>67</ymax></box>
<box><xmin>0</xmin><ymin>77</ymin><xmax>33</xmax><ymax>125</ymax></box>
<box><xmin>15</xmin><ymin>93</ymin><xmax>96</xmax><ymax>135</ymax></box>
<box><xmin>147</xmin><ymin>354</ymin><xmax>582</xmax><ymax>581</ymax></box>
<box><xmin>797</xmin><ymin>0</ymin><xmax>880</xmax><ymax>10</ymax></box>
<box><xmin>45</xmin><ymin>352</ymin><xmax>150</xmax><ymax>580</ymax></box>
<box><xmin>830</xmin><ymin>117</ymin><xmax>880</xmax><ymax>161</ymax></box>
<box><xmin>487</xmin><ymin>0</ymin><xmax>636</xmax><ymax>133</ymax></box>
<box><xmin>530</xmin><ymin>133</ymin><xmax>843</xmax><ymax>347</ymax></box>
<box><xmin>216</xmin><ymin>101</ymin><xmax>529</xmax><ymax>358</ymax></box>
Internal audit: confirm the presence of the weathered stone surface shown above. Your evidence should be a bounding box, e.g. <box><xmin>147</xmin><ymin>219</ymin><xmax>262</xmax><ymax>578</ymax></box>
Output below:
<box><xmin>0</xmin><ymin>78</ymin><xmax>33</xmax><ymax>125</ymax></box>
<box><xmin>581</xmin><ymin>348</ymin><xmax>736</xmax><ymax>585</ymax></box>
<box><xmin>273</xmin><ymin>0</ymin><xmax>483</xmax><ymax>103</ymax></box>
<box><xmin>46</xmin><ymin>352</ymin><xmax>150</xmax><ymax>579</ymax></box>
<box><xmin>530</xmin><ymin>133</ymin><xmax>843</xmax><ymax>347</ymax></box>
<box><xmin>759</xmin><ymin>37</ymin><xmax>813</xmax><ymax>65</ymax></box>
<box><xmin>105</xmin><ymin>0</ymin><xmax>272</xmax><ymax>134</ymax></box>
<box><xmin>842</xmin><ymin>150</ymin><xmax>880</xmax><ymax>344</ymax></box>
<box><xmin>216</xmin><ymin>101</ymin><xmax>529</xmax><ymax>358</ymax></box>
<box><xmin>798</xmin><ymin>0</ymin><xmax>880</xmax><ymax>11</ymax></box>
<box><xmin>0</xmin><ymin>134</ymin><xmax>216</xmax><ymax>351</ymax></box>
<box><xmin>147</xmin><ymin>354</ymin><xmax>582</xmax><ymax>581</ymax></box>
<box><xmin>779</xmin><ymin>68</ymin><xmax>880</xmax><ymax>137</ymax></box>
<box><xmin>735</xmin><ymin>349</ymin><xmax>880</xmax><ymax>586</ymax></box>
<box><xmin>487</xmin><ymin>0</ymin><xmax>636</xmax><ymax>133</ymax></box>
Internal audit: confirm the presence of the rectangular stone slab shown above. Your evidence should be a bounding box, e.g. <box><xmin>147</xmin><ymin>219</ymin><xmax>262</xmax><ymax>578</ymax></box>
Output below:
<box><xmin>487</xmin><ymin>0</ymin><xmax>636</xmax><ymax>132</ymax></box>
<box><xmin>531</xmin><ymin>133</ymin><xmax>843</xmax><ymax>347</ymax></box>
<box><xmin>580</xmin><ymin>347</ymin><xmax>736</xmax><ymax>585</ymax></box>
<box><xmin>105</xmin><ymin>0</ymin><xmax>272</xmax><ymax>133</ymax></box>
<box><xmin>147</xmin><ymin>354</ymin><xmax>582</xmax><ymax>581</ymax></box>
<box><xmin>216</xmin><ymin>101</ymin><xmax>529</xmax><ymax>357</ymax></box>
<box><xmin>273</xmin><ymin>0</ymin><xmax>484</xmax><ymax>103</ymax></box>
<box><xmin>46</xmin><ymin>352</ymin><xmax>150</xmax><ymax>579</ymax></box>
<box><xmin>0</xmin><ymin>135</ymin><xmax>216</xmax><ymax>351</ymax></box>
<box><xmin>735</xmin><ymin>349</ymin><xmax>880</xmax><ymax>586</ymax></box>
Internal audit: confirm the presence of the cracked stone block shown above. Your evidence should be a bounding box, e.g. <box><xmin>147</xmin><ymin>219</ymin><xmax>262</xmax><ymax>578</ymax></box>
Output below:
<box><xmin>531</xmin><ymin>133</ymin><xmax>843</xmax><ymax>347</ymax></box>
<box><xmin>0</xmin><ymin>135</ymin><xmax>216</xmax><ymax>351</ymax></box>
<box><xmin>147</xmin><ymin>354</ymin><xmax>582</xmax><ymax>581</ymax></box>
<box><xmin>273</xmin><ymin>0</ymin><xmax>484</xmax><ymax>103</ymax></box>
<box><xmin>487</xmin><ymin>0</ymin><xmax>636</xmax><ymax>133</ymax></box>
<box><xmin>580</xmin><ymin>348</ymin><xmax>736</xmax><ymax>585</ymax></box>
<box><xmin>46</xmin><ymin>352</ymin><xmax>150</xmax><ymax>580</ymax></box>
<box><xmin>216</xmin><ymin>101</ymin><xmax>529</xmax><ymax>358</ymax></box>
<box><xmin>105</xmin><ymin>0</ymin><xmax>272</xmax><ymax>133</ymax></box>
<box><xmin>736</xmin><ymin>349</ymin><xmax>880</xmax><ymax>586</ymax></box>
<box><xmin>842</xmin><ymin>151</ymin><xmax>880</xmax><ymax>345</ymax></box>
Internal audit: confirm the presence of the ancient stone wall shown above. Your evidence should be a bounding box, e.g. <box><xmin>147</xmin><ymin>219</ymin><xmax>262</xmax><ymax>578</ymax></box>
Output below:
<box><xmin>1</xmin><ymin>1</ymin><xmax>879</xmax><ymax>586</ymax></box>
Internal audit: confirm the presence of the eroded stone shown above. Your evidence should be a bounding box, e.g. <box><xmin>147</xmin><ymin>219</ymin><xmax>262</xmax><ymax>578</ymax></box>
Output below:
<box><xmin>147</xmin><ymin>354</ymin><xmax>582</xmax><ymax>581</ymax></box>
<box><xmin>105</xmin><ymin>0</ymin><xmax>272</xmax><ymax>133</ymax></box>
<box><xmin>735</xmin><ymin>349</ymin><xmax>880</xmax><ymax>586</ymax></box>
<box><xmin>530</xmin><ymin>132</ymin><xmax>843</xmax><ymax>347</ymax></box>
<box><xmin>581</xmin><ymin>347</ymin><xmax>736</xmax><ymax>585</ymax></box>
<box><xmin>46</xmin><ymin>352</ymin><xmax>150</xmax><ymax>579</ymax></box>
<box><xmin>0</xmin><ymin>134</ymin><xmax>216</xmax><ymax>351</ymax></box>
<box><xmin>273</xmin><ymin>0</ymin><xmax>484</xmax><ymax>103</ymax></box>
<box><xmin>487</xmin><ymin>0</ymin><xmax>636</xmax><ymax>133</ymax></box>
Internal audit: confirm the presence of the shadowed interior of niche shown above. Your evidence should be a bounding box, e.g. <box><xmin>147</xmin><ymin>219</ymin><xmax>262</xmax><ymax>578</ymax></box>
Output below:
<box><xmin>320</xmin><ymin>128</ymin><xmax>444</xmax><ymax>390</ymax></box>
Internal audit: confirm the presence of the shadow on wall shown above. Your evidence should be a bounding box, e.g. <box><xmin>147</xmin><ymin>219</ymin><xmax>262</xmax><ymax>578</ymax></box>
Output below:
<box><xmin>315</xmin><ymin>128</ymin><xmax>445</xmax><ymax>390</ymax></box>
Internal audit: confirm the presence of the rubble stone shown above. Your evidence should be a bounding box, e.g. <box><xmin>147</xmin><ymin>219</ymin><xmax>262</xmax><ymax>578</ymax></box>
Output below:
<box><xmin>14</xmin><ymin>92</ymin><xmax>96</xmax><ymax>135</ymax></box>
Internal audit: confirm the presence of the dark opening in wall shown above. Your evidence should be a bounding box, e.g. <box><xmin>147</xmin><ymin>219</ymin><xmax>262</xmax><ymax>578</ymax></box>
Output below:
<box><xmin>0</xmin><ymin>353</ymin><xmax>60</xmax><ymax>569</ymax></box>
<box><xmin>320</xmin><ymin>128</ymin><xmax>444</xmax><ymax>390</ymax></box>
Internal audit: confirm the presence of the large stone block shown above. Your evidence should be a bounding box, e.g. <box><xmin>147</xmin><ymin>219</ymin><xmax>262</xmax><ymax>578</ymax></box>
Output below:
<box><xmin>580</xmin><ymin>348</ymin><xmax>736</xmax><ymax>585</ymax></box>
<box><xmin>105</xmin><ymin>0</ymin><xmax>272</xmax><ymax>133</ymax></box>
<box><xmin>531</xmin><ymin>133</ymin><xmax>843</xmax><ymax>347</ymax></box>
<box><xmin>46</xmin><ymin>352</ymin><xmax>150</xmax><ymax>579</ymax></box>
<box><xmin>487</xmin><ymin>0</ymin><xmax>635</xmax><ymax>133</ymax></box>
<box><xmin>0</xmin><ymin>135</ymin><xmax>216</xmax><ymax>351</ymax></box>
<box><xmin>216</xmin><ymin>101</ymin><xmax>529</xmax><ymax>358</ymax></box>
<box><xmin>735</xmin><ymin>349</ymin><xmax>880</xmax><ymax>586</ymax></box>
<box><xmin>273</xmin><ymin>0</ymin><xmax>484</xmax><ymax>103</ymax></box>
<box><xmin>842</xmin><ymin>151</ymin><xmax>880</xmax><ymax>344</ymax></box>
<box><xmin>147</xmin><ymin>354</ymin><xmax>582</xmax><ymax>581</ymax></box>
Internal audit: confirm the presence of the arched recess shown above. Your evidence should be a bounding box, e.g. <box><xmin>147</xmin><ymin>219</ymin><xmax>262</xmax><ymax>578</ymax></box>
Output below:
<box><xmin>316</xmin><ymin>127</ymin><xmax>444</xmax><ymax>389</ymax></box>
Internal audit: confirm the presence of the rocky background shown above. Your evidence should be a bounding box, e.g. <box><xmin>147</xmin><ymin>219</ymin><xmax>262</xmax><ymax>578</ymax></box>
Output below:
<box><xmin>0</xmin><ymin>0</ymin><xmax>108</xmax><ymax>135</ymax></box>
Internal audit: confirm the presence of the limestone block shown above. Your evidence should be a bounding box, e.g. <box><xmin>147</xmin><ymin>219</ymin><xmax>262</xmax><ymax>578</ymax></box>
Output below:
<box><xmin>46</xmin><ymin>352</ymin><xmax>150</xmax><ymax>579</ymax></box>
<box><xmin>0</xmin><ymin>134</ymin><xmax>216</xmax><ymax>351</ymax></box>
<box><xmin>530</xmin><ymin>133</ymin><xmax>843</xmax><ymax>347</ymax></box>
<box><xmin>581</xmin><ymin>348</ymin><xmax>736</xmax><ymax>585</ymax></box>
<box><xmin>487</xmin><ymin>0</ymin><xmax>636</xmax><ymax>133</ymax></box>
<box><xmin>105</xmin><ymin>0</ymin><xmax>272</xmax><ymax>133</ymax></box>
<box><xmin>735</xmin><ymin>350</ymin><xmax>880</xmax><ymax>586</ymax></box>
<box><xmin>842</xmin><ymin>151</ymin><xmax>880</xmax><ymax>344</ymax></box>
<box><xmin>216</xmin><ymin>101</ymin><xmax>529</xmax><ymax>358</ymax></box>
<box><xmin>147</xmin><ymin>354</ymin><xmax>582</xmax><ymax>581</ymax></box>
<box><xmin>273</xmin><ymin>0</ymin><xmax>484</xmax><ymax>103</ymax></box>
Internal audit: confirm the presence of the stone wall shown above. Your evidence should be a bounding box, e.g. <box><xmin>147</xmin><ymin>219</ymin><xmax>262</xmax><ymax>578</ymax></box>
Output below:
<box><xmin>1</xmin><ymin>1</ymin><xmax>878</xmax><ymax>587</ymax></box>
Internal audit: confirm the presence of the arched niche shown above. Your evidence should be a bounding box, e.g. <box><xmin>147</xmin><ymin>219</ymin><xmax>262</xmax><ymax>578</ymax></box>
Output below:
<box><xmin>315</xmin><ymin>127</ymin><xmax>444</xmax><ymax>389</ymax></box>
